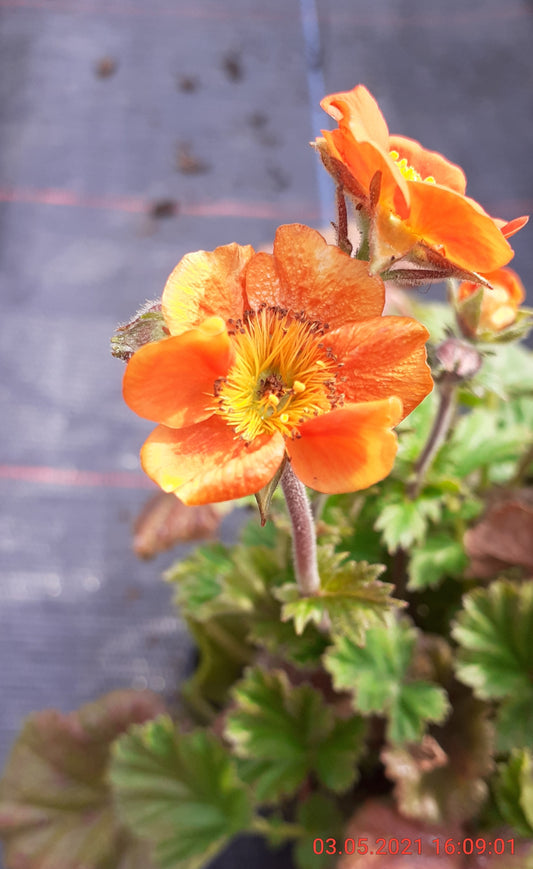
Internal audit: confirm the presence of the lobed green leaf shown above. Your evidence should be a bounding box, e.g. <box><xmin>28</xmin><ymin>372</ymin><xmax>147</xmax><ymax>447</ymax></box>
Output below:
<box><xmin>452</xmin><ymin>580</ymin><xmax>533</xmax><ymax>700</ymax></box>
<box><xmin>224</xmin><ymin>668</ymin><xmax>366</xmax><ymax>802</ymax></box>
<box><xmin>493</xmin><ymin>750</ymin><xmax>533</xmax><ymax>838</ymax></box>
<box><xmin>276</xmin><ymin>547</ymin><xmax>401</xmax><ymax>644</ymax></box>
<box><xmin>110</xmin><ymin>716</ymin><xmax>253</xmax><ymax>869</ymax></box>
<box><xmin>324</xmin><ymin>618</ymin><xmax>450</xmax><ymax>744</ymax></box>
<box><xmin>0</xmin><ymin>690</ymin><xmax>164</xmax><ymax>869</ymax></box>
<box><xmin>407</xmin><ymin>533</ymin><xmax>468</xmax><ymax>591</ymax></box>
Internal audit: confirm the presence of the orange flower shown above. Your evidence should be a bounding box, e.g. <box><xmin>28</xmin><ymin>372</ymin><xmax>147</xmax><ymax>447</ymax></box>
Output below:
<box><xmin>123</xmin><ymin>224</ymin><xmax>433</xmax><ymax>504</ymax></box>
<box><xmin>457</xmin><ymin>266</ymin><xmax>526</xmax><ymax>335</ymax></box>
<box><xmin>318</xmin><ymin>85</ymin><xmax>527</xmax><ymax>275</ymax></box>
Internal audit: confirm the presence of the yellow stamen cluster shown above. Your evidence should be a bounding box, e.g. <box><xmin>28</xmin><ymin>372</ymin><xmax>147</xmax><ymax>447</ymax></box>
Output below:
<box><xmin>215</xmin><ymin>306</ymin><xmax>340</xmax><ymax>442</ymax></box>
<box><xmin>389</xmin><ymin>150</ymin><xmax>436</xmax><ymax>184</ymax></box>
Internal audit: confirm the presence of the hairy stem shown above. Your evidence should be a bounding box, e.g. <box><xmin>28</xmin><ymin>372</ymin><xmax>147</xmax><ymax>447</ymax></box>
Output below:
<box><xmin>335</xmin><ymin>185</ymin><xmax>352</xmax><ymax>255</ymax></box>
<box><xmin>281</xmin><ymin>463</ymin><xmax>321</xmax><ymax>596</ymax></box>
<box><xmin>410</xmin><ymin>376</ymin><xmax>457</xmax><ymax>498</ymax></box>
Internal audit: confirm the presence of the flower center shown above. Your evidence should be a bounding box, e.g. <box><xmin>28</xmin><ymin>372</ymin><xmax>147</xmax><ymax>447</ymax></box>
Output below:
<box><xmin>214</xmin><ymin>306</ymin><xmax>342</xmax><ymax>442</ymax></box>
<box><xmin>389</xmin><ymin>150</ymin><xmax>436</xmax><ymax>184</ymax></box>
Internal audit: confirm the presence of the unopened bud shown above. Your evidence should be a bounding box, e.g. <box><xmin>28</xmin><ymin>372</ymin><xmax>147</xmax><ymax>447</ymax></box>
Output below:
<box><xmin>435</xmin><ymin>337</ymin><xmax>482</xmax><ymax>381</ymax></box>
<box><xmin>111</xmin><ymin>301</ymin><xmax>168</xmax><ymax>362</ymax></box>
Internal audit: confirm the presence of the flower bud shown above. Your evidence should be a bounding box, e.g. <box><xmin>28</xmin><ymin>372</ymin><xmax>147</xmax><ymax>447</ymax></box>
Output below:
<box><xmin>435</xmin><ymin>337</ymin><xmax>482</xmax><ymax>381</ymax></box>
<box><xmin>111</xmin><ymin>301</ymin><xmax>168</xmax><ymax>362</ymax></box>
<box><xmin>456</xmin><ymin>267</ymin><xmax>528</xmax><ymax>341</ymax></box>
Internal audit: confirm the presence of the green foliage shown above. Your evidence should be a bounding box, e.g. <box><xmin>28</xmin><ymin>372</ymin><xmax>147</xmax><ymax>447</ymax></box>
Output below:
<box><xmin>0</xmin><ymin>690</ymin><xmax>164</xmax><ymax>869</ymax></box>
<box><xmin>382</xmin><ymin>691</ymin><xmax>494</xmax><ymax>823</ymax></box>
<box><xmin>493</xmin><ymin>750</ymin><xmax>533</xmax><ymax>838</ymax></box>
<box><xmin>276</xmin><ymin>546</ymin><xmax>401</xmax><ymax>643</ymax></box>
<box><xmin>293</xmin><ymin>794</ymin><xmax>343</xmax><ymax>869</ymax></box>
<box><xmin>324</xmin><ymin>618</ymin><xmax>450</xmax><ymax>744</ymax></box>
<box><xmin>440</xmin><ymin>409</ymin><xmax>530</xmax><ymax>479</ymax></box>
<box><xmin>496</xmin><ymin>695</ymin><xmax>533</xmax><ymax>753</ymax></box>
<box><xmin>182</xmin><ymin>616</ymin><xmax>254</xmax><ymax>719</ymax></box>
<box><xmin>395</xmin><ymin>391</ymin><xmax>438</xmax><ymax>463</ymax></box>
<box><xmin>407</xmin><ymin>532</ymin><xmax>468</xmax><ymax>591</ymax></box>
<box><xmin>374</xmin><ymin>491</ymin><xmax>442</xmax><ymax>553</ymax></box>
<box><xmin>110</xmin><ymin>716</ymin><xmax>253</xmax><ymax>869</ymax></box>
<box><xmin>453</xmin><ymin>581</ymin><xmax>533</xmax><ymax>700</ymax></box>
<box><xmin>453</xmin><ymin>581</ymin><xmax>533</xmax><ymax>753</ymax></box>
<box><xmin>165</xmin><ymin>540</ymin><xmax>289</xmax><ymax>622</ymax></box>
<box><xmin>224</xmin><ymin>668</ymin><xmax>366</xmax><ymax>802</ymax></box>
<box><xmin>471</xmin><ymin>340</ymin><xmax>533</xmax><ymax>400</ymax></box>
<box><xmin>248</xmin><ymin>617</ymin><xmax>329</xmax><ymax>669</ymax></box>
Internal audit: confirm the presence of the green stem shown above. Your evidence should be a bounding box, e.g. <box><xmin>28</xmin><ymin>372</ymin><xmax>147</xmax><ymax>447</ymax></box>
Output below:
<box><xmin>281</xmin><ymin>463</ymin><xmax>321</xmax><ymax>596</ymax></box>
<box><xmin>355</xmin><ymin>210</ymin><xmax>370</xmax><ymax>260</ymax></box>
<box><xmin>410</xmin><ymin>376</ymin><xmax>457</xmax><ymax>498</ymax></box>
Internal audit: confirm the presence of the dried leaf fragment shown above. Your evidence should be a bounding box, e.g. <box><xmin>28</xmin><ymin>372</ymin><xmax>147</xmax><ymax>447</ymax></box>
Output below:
<box><xmin>465</xmin><ymin>493</ymin><xmax>533</xmax><ymax>577</ymax></box>
<box><xmin>133</xmin><ymin>491</ymin><xmax>221</xmax><ymax>558</ymax></box>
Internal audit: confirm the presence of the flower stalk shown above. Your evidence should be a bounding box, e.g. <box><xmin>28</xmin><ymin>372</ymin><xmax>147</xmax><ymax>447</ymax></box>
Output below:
<box><xmin>281</xmin><ymin>462</ymin><xmax>321</xmax><ymax>596</ymax></box>
<box><xmin>410</xmin><ymin>374</ymin><xmax>457</xmax><ymax>498</ymax></box>
<box><xmin>335</xmin><ymin>185</ymin><xmax>352</xmax><ymax>255</ymax></box>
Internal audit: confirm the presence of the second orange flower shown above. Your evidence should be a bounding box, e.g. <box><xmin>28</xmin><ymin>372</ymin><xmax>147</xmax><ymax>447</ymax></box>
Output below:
<box><xmin>318</xmin><ymin>85</ymin><xmax>527</xmax><ymax>277</ymax></box>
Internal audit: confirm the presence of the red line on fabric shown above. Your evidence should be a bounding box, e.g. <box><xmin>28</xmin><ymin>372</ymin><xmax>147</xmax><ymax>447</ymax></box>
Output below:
<box><xmin>0</xmin><ymin>464</ymin><xmax>154</xmax><ymax>489</ymax></box>
<box><xmin>0</xmin><ymin>185</ymin><xmax>527</xmax><ymax>223</ymax></box>
<box><xmin>0</xmin><ymin>187</ymin><xmax>320</xmax><ymax>221</ymax></box>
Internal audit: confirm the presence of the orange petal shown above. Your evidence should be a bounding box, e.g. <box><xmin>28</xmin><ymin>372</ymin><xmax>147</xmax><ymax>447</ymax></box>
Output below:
<box><xmin>245</xmin><ymin>224</ymin><xmax>385</xmax><ymax>327</ymax></box>
<box><xmin>389</xmin><ymin>135</ymin><xmax>467</xmax><ymax>194</ymax></box>
<box><xmin>123</xmin><ymin>318</ymin><xmax>232</xmax><ymax>428</ymax></box>
<box><xmin>162</xmin><ymin>242</ymin><xmax>254</xmax><ymax>336</ymax></box>
<box><xmin>321</xmin><ymin>85</ymin><xmax>390</xmax><ymax>151</ymax></box>
<box><xmin>328</xmin><ymin>316</ymin><xmax>433</xmax><ymax>418</ymax></box>
<box><xmin>406</xmin><ymin>182</ymin><xmax>514</xmax><ymax>273</ymax></box>
<box><xmin>460</xmin><ymin>267</ymin><xmax>525</xmax><ymax>306</ymax></box>
<box><xmin>496</xmin><ymin>215</ymin><xmax>529</xmax><ymax>239</ymax></box>
<box><xmin>322</xmin><ymin>128</ymin><xmax>409</xmax><ymax>215</ymax></box>
<box><xmin>286</xmin><ymin>398</ymin><xmax>403</xmax><ymax>494</ymax></box>
<box><xmin>140</xmin><ymin>418</ymin><xmax>286</xmax><ymax>504</ymax></box>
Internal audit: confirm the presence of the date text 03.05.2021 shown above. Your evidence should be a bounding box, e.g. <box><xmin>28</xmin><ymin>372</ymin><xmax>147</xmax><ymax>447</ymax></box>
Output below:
<box><xmin>312</xmin><ymin>837</ymin><xmax>516</xmax><ymax>858</ymax></box>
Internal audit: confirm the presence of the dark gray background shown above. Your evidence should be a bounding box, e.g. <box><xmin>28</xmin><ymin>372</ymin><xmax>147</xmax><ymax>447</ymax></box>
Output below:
<box><xmin>1</xmin><ymin>1</ymin><xmax>532</xmax><ymax>866</ymax></box>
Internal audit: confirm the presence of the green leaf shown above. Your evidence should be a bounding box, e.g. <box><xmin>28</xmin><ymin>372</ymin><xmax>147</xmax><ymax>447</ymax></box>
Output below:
<box><xmin>224</xmin><ymin>668</ymin><xmax>366</xmax><ymax>802</ymax></box>
<box><xmin>324</xmin><ymin>618</ymin><xmax>450</xmax><ymax>744</ymax></box>
<box><xmin>456</xmin><ymin>284</ymin><xmax>484</xmax><ymax>334</ymax></box>
<box><xmin>293</xmin><ymin>794</ymin><xmax>343</xmax><ymax>869</ymax></box>
<box><xmin>254</xmin><ymin>458</ymin><xmax>287</xmax><ymax>525</ymax></box>
<box><xmin>496</xmin><ymin>691</ymin><xmax>533</xmax><ymax>753</ymax></box>
<box><xmin>493</xmin><ymin>750</ymin><xmax>533</xmax><ymax>838</ymax></box>
<box><xmin>182</xmin><ymin>616</ymin><xmax>254</xmax><ymax>719</ymax></box>
<box><xmin>374</xmin><ymin>493</ymin><xmax>442</xmax><ymax>553</ymax></box>
<box><xmin>441</xmin><ymin>409</ymin><xmax>529</xmax><ymax>477</ymax></box>
<box><xmin>248</xmin><ymin>617</ymin><xmax>329</xmax><ymax>669</ymax></box>
<box><xmin>406</xmin><ymin>300</ymin><xmax>455</xmax><ymax>344</ymax></box>
<box><xmin>396</xmin><ymin>391</ymin><xmax>438</xmax><ymax>462</ymax></box>
<box><xmin>452</xmin><ymin>580</ymin><xmax>533</xmax><ymax>699</ymax></box>
<box><xmin>165</xmin><ymin>540</ymin><xmax>290</xmax><ymax>622</ymax></box>
<box><xmin>276</xmin><ymin>547</ymin><xmax>401</xmax><ymax>644</ymax></box>
<box><xmin>469</xmin><ymin>341</ymin><xmax>533</xmax><ymax>400</ymax></box>
<box><xmin>382</xmin><ymin>691</ymin><xmax>494</xmax><ymax>823</ymax></box>
<box><xmin>407</xmin><ymin>533</ymin><xmax>468</xmax><ymax>591</ymax></box>
<box><xmin>110</xmin><ymin>716</ymin><xmax>253</xmax><ymax>869</ymax></box>
<box><xmin>0</xmin><ymin>690</ymin><xmax>164</xmax><ymax>869</ymax></box>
